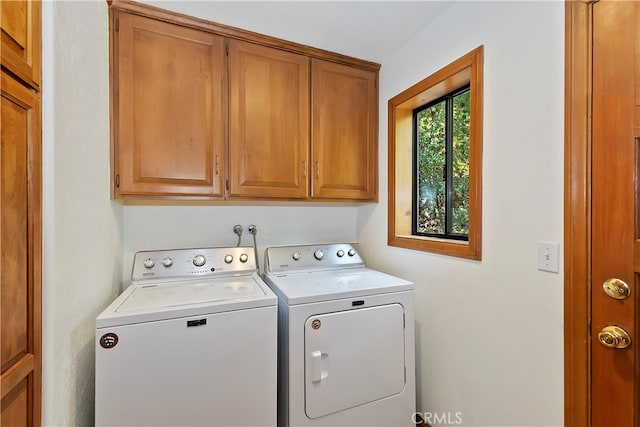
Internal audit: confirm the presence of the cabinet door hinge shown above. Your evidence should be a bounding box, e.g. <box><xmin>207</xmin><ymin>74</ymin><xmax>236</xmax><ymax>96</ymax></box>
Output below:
<box><xmin>225</xmin><ymin>44</ymin><xmax>229</xmax><ymax>56</ymax></box>
<box><xmin>225</xmin><ymin>178</ymin><xmax>229</xmax><ymax>191</ymax></box>
<box><xmin>115</xmin><ymin>174</ymin><xmax>120</xmax><ymax>188</ymax></box>
<box><xmin>115</xmin><ymin>18</ymin><xmax>119</xmax><ymax>32</ymax></box>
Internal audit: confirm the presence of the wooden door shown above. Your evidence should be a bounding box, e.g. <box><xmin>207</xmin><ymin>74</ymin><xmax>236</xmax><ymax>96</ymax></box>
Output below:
<box><xmin>0</xmin><ymin>70</ymin><xmax>42</xmax><ymax>427</ymax></box>
<box><xmin>227</xmin><ymin>39</ymin><xmax>309</xmax><ymax>199</ymax></box>
<box><xmin>566</xmin><ymin>1</ymin><xmax>640</xmax><ymax>426</ymax></box>
<box><xmin>113</xmin><ymin>11</ymin><xmax>225</xmax><ymax>198</ymax></box>
<box><xmin>590</xmin><ymin>1</ymin><xmax>639</xmax><ymax>425</ymax></box>
<box><xmin>311</xmin><ymin>59</ymin><xmax>377</xmax><ymax>201</ymax></box>
<box><xmin>0</xmin><ymin>0</ymin><xmax>41</xmax><ymax>89</ymax></box>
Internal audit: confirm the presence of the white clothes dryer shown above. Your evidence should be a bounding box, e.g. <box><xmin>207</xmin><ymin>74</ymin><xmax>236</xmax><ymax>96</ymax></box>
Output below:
<box><xmin>96</xmin><ymin>246</ymin><xmax>277</xmax><ymax>427</ymax></box>
<box><xmin>263</xmin><ymin>243</ymin><xmax>415</xmax><ymax>427</ymax></box>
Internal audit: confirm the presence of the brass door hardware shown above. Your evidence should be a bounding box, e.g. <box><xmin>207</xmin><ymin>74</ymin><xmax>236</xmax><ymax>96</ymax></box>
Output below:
<box><xmin>598</xmin><ymin>325</ymin><xmax>632</xmax><ymax>349</ymax></box>
<box><xmin>602</xmin><ymin>278</ymin><xmax>631</xmax><ymax>300</ymax></box>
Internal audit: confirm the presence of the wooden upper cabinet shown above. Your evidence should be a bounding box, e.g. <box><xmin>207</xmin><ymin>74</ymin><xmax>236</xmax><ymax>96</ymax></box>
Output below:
<box><xmin>108</xmin><ymin>0</ymin><xmax>380</xmax><ymax>202</ymax></box>
<box><xmin>112</xmin><ymin>11</ymin><xmax>225</xmax><ymax>198</ymax></box>
<box><xmin>311</xmin><ymin>59</ymin><xmax>378</xmax><ymax>201</ymax></box>
<box><xmin>0</xmin><ymin>0</ymin><xmax>41</xmax><ymax>90</ymax></box>
<box><xmin>228</xmin><ymin>40</ymin><xmax>310</xmax><ymax>198</ymax></box>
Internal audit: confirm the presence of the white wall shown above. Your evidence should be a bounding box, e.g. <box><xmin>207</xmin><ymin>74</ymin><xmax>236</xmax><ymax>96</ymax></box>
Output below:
<box><xmin>122</xmin><ymin>204</ymin><xmax>359</xmax><ymax>286</ymax></box>
<box><xmin>117</xmin><ymin>2</ymin><xmax>362</xmax><ymax>274</ymax></box>
<box><xmin>41</xmin><ymin>1</ymin><xmax>564</xmax><ymax>425</ymax></box>
<box><xmin>42</xmin><ymin>1</ymin><xmax>122</xmax><ymax>425</ymax></box>
<box><xmin>358</xmin><ymin>2</ymin><xmax>564</xmax><ymax>426</ymax></box>
<box><xmin>40</xmin><ymin>1</ymin><xmax>359</xmax><ymax>424</ymax></box>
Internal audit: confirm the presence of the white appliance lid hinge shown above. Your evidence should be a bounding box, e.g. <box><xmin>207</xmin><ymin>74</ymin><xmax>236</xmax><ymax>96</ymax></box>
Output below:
<box><xmin>403</xmin><ymin>313</ymin><xmax>405</xmax><ymax>329</ymax></box>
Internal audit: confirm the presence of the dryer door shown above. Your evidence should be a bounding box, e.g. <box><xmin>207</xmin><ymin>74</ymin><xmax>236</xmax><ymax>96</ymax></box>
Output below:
<box><xmin>304</xmin><ymin>303</ymin><xmax>406</xmax><ymax>419</ymax></box>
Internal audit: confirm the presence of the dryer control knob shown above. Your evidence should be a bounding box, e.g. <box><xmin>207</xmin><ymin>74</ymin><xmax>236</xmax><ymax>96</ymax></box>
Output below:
<box><xmin>336</xmin><ymin>249</ymin><xmax>345</xmax><ymax>258</ymax></box>
<box><xmin>239</xmin><ymin>253</ymin><xmax>248</xmax><ymax>263</ymax></box>
<box><xmin>143</xmin><ymin>258</ymin><xmax>155</xmax><ymax>269</ymax></box>
<box><xmin>224</xmin><ymin>255</ymin><xmax>233</xmax><ymax>264</ymax></box>
<box><xmin>292</xmin><ymin>252</ymin><xmax>301</xmax><ymax>261</ymax></box>
<box><xmin>314</xmin><ymin>249</ymin><xmax>324</xmax><ymax>260</ymax></box>
<box><xmin>193</xmin><ymin>255</ymin><xmax>206</xmax><ymax>267</ymax></box>
<box><xmin>162</xmin><ymin>257</ymin><xmax>173</xmax><ymax>267</ymax></box>
<box><xmin>348</xmin><ymin>248</ymin><xmax>356</xmax><ymax>257</ymax></box>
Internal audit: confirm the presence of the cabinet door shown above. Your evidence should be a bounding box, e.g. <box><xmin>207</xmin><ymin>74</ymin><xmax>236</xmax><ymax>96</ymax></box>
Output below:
<box><xmin>228</xmin><ymin>40</ymin><xmax>309</xmax><ymax>198</ymax></box>
<box><xmin>1</xmin><ymin>71</ymin><xmax>42</xmax><ymax>427</ymax></box>
<box><xmin>0</xmin><ymin>0</ymin><xmax>41</xmax><ymax>90</ymax></box>
<box><xmin>114</xmin><ymin>12</ymin><xmax>225</xmax><ymax>198</ymax></box>
<box><xmin>311</xmin><ymin>60</ymin><xmax>377</xmax><ymax>201</ymax></box>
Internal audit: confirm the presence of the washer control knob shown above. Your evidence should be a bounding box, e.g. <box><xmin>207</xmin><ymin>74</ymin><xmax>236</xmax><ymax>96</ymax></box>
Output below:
<box><xmin>314</xmin><ymin>249</ymin><xmax>324</xmax><ymax>260</ymax></box>
<box><xmin>162</xmin><ymin>257</ymin><xmax>173</xmax><ymax>268</ymax></box>
<box><xmin>224</xmin><ymin>254</ymin><xmax>233</xmax><ymax>264</ymax></box>
<box><xmin>292</xmin><ymin>252</ymin><xmax>301</xmax><ymax>261</ymax></box>
<box><xmin>143</xmin><ymin>258</ymin><xmax>155</xmax><ymax>269</ymax></box>
<box><xmin>336</xmin><ymin>249</ymin><xmax>345</xmax><ymax>258</ymax></box>
<box><xmin>193</xmin><ymin>255</ymin><xmax>206</xmax><ymax>267</ymax></box>
<box><xmin>239</xmin><ymin>253</ymin><xmax>248</xmax><ymax>263</ymax></box>
<box><xmin>348</xmin><ymin>248</ymin><xmax>356</xmax><ymax>257</ymax></box>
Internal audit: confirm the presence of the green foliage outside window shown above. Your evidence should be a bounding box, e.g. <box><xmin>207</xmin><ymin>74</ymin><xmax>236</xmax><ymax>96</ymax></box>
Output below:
<box><xmin>415</xmin><ymin>88</ymin><xmax>470</xmax><ymax>238</ymax></box>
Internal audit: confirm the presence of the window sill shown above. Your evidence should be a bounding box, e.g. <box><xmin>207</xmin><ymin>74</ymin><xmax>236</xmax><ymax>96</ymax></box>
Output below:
<box><xmin>388</xmin><ymin>234</ymin><xmax>480</xmax><ymax>260</ymax></box>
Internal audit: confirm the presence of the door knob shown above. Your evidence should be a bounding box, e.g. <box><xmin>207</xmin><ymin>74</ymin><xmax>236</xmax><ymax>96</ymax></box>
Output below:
<box><xmin>602</xmin><ymin>278</ymin><xmax>630</xmax><ymax>299</ymax></box>
<box><xmin>598</xmin><ymin>325</ymin><xmax>632</xmax><ymax>349</ymax></box>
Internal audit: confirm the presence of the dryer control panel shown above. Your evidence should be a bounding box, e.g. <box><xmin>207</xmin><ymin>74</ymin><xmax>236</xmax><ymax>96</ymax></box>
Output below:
<box><xmin>265</xmin><ymin>243</ymin><xmax>364</xmax><ymax>273</ymax></box>
<box><xmin>131</xmin><ymin>246</ymin><xmax>257</xmax><ymax>282</ymax></box>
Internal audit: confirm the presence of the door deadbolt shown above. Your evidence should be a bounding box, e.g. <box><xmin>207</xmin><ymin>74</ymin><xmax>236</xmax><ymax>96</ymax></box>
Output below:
<box><xmin>602</xmin><ymin>278</ymin><xmax>631</xmax><ymax>300</ymax></box>
<box><xmin>598</xmin><ymin>325</ymin><xmax>631</xmax><ymax>349</ymax></box>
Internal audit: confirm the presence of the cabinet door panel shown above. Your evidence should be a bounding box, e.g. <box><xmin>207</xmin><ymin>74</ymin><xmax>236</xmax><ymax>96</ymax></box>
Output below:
<box><xmin>2</xmin><ymin>378</ymin><xmax>29</xmax><ymax>427</ymax></box>
<box><xmin>1</xmin><ymin>89</ymin><xmax>29</xmax><ymax>372</ymax></box>
<box><xmin>115</xmin><ymin>12</ymin><xmax>224</xmax><ymax>197</ymax></box>
<box><xmin>0</xmin><ymin>0</ymin><xmax>41</xmax><ymax>89</ymax></box>
<box><xmin>0</xmin><ymin>70</ymin><xmax>42</xmax><ymax>427</ymax></box>
<box><xmin>228</xmin><ymin>40</ymin><xmax>309</xmax><ymax>198</ymax></box>
<box><xmin>311</xmin><ymin>60</ymin><xmax>377</xmax><ymax>201</ymax></box>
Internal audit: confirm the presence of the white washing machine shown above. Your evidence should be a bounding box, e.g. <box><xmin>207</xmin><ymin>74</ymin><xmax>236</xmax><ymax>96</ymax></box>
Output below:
<box><xmin>95</xmin><ymin>246</ymin><xmax>277</xmax><ymax>427</ymax></box>
<box><xmin>263</xmin><ymin>243</ymin><xmax>415</xmax><ymax>427</ymax></box>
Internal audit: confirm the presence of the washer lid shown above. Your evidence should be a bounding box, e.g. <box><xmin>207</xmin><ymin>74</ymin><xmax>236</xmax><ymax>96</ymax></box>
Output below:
<box><xmin>264</xmin><ymin>267</ymin><xmax>413</xmax><ymax>305</ymax></box>
<box><xmin>96</xmin><ymin>274</ymin><xmax>276</xmax><ymax>328</ymax></box>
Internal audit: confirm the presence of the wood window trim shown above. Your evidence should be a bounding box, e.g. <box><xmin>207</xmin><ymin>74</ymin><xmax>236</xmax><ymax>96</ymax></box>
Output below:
<box><xmin>388</xmin><ymin>46</ymin><xmax>483</xmax><ymax>260</ymax></box>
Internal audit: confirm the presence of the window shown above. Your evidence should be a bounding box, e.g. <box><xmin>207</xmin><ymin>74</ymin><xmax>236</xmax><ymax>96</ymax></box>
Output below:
<box><xmin>414</xmin><ymin>85</ymin><xmax>470</xmax><ymax>240</ymax></box>
<box><xmin>388</xmin><ymin>46</ymin><xmax>483</xmax><ymax>260</ymax></box>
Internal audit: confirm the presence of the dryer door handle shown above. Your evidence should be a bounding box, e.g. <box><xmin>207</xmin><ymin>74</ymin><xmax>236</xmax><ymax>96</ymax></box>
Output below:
<box><xmin>311</xmin><ymin>351</ymin><xmax>329</xmax><ymax>382</ymax></box>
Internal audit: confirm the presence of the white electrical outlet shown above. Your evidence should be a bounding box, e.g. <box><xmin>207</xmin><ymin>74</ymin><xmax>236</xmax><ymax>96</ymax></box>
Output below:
<box><xmin>537</xmin><ymin>241</ymin><xmax>560</xmax><ymax>273</ymax></box>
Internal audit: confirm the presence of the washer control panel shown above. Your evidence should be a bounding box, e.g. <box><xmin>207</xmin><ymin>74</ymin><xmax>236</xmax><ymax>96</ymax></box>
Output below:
<box><xmin>265</xmin><ymin>243</ymin><xmax>364</xmax><ymax>273</ymax></box>
<box><xmin>132</xmin><ymin>246</ymin><xmax>256</xmax><ymax>281</ymax></box>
